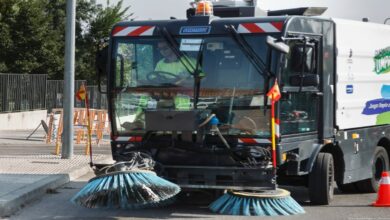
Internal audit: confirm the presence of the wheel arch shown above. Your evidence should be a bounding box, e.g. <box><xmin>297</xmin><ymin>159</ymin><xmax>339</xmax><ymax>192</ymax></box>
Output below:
<box><xmin>377</xmin><ymin>137</ymin><xmax>390</xmax><ymax>163</ymax></box>
<box><xmin>307</xmin><ymin>143</ymin><xmax>344</xmax><ymax>183</ymax></box>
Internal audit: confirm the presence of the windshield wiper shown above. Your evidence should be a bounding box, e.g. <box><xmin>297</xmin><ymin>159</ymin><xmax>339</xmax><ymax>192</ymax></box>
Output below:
<box><xmin>225</xmin><ymin>25</ymin><xmax>270</xmax><ymax>77</ymax></box>
<box><xmin>224</xmin><ymin>25</ymin><xmax>274</xmax><ymax>114</ymax></box>
<box><xmin>193</xmin><ymin>42</ymin><xmax>204</xmax><ymax>109</ymax></box>
<box><xmin>158</xmin><ymin>27</ymin><xmax>196</xmax><ymax>75</ymax></box>
<box><xmin>158</xmin><ymin>27</ymin><xmax>204</xmax><ymax>109</ymax></box>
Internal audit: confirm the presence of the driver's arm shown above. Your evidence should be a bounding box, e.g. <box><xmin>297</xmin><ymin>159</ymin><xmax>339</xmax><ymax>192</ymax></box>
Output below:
<box><xmin>179</xmin><ymin>57</ymin><xmax>205</xmax><ymax>78</ymax></box>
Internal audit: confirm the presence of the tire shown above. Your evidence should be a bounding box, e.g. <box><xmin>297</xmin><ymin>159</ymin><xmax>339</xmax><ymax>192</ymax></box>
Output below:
<box><xmin>309</xmin><ymin>152</ymin><xmax>335</xmax><ymax>205</ymax></box>
<box><xmin>355</xmin><ymin>146</ymin><xmax>389</xmax><ymax>193</ymax></box>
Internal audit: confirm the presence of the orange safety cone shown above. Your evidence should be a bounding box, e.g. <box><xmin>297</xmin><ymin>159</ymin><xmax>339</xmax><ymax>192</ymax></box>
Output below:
<box><xmin>373</xmin><ymin>171</ymin><xmax>390</xmax><ymax>207</ymax></box>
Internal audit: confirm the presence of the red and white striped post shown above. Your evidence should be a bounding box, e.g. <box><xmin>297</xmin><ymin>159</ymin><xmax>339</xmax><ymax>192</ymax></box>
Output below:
<box><xmin>266</xmin><ymin>79</ymin><xmax>281</xmax><ymax>168</ymax></box>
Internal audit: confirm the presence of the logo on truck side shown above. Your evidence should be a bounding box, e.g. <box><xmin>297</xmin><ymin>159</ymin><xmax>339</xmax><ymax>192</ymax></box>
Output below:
<box><xmin>362</xmin><ymin>85</ymin><xmax>390</xmax><ymax>125</ymax></box>
<box><xmin>374</xmin><ymin>47</ymin><xmax>390</xmax><ymax>74</ymax></box>
<box><xmin>346</xmin><ymin>85</ymin><xmax>353</xmax><ymax>94</ymax></box>
<box><xmin>180</xmin><ymin>26</ymin><xmax>211</xmax><ymax>35</ymax></box>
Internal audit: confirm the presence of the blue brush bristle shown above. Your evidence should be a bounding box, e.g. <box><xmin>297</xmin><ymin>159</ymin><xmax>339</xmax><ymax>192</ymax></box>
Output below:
<box><xmin>209</xmin><ymin>191</ymin><xmax>305</xmax><ymax>216</ymax></box>
<box><xmin>72</xmin><ymin>171</ymin><xmax>180</xmax><ymax>209</ymax></box>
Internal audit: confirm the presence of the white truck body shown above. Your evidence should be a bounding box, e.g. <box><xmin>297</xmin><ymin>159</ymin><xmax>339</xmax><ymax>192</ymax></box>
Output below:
<box><xmin>335</xmin><ymin>19</ymin><xmax>390</xmax><ymax>129</ymax></box>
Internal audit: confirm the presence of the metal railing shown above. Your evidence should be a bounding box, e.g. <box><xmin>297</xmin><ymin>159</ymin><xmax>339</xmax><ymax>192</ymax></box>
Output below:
<box><xmin>0</xmin><ymin>74</ymin><xmax>47</xmax><ymax>112</ymax></box>
<box><xmin>45</xmin><ymin>80</ymin><xmax>108</xmax><ymax>112</ymax></box>
<box><xmin>0</xmin><ymin>74</ymin><xmax>107</xmax><ymax>113</ymax></box>
<box><xmin>84</xmin><ymin>85</ymin><xmax>108</xmax><ymax>110</ymax></box>
<box><xmin>46</xmin><ymin>80</ymin><xmax>87</xmax><ymax>111</ymax></box>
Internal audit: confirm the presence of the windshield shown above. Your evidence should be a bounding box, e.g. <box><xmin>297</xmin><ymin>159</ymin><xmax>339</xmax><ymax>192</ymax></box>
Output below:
<box><xmin>111</xmin><ymin>35</ymin><xmax>278</xmax><ymax>137</ymax></box>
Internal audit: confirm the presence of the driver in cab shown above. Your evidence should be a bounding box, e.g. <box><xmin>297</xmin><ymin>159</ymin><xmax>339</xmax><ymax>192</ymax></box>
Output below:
<box><xmin>154</xmin><ymin>41</ymin><xmax>202</xmax><ymax>85</ymax></box>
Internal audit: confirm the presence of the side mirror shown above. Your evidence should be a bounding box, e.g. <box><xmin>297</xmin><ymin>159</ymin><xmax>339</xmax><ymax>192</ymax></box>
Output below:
<box><xmin>96</xmin><ymin>39</ymin><xmax>109</xmax><ymax>93</ymax></box>
<box><xmin>266</xmin><ymin>36</ymin><xmax>290</xmax><ymax>54</ymax></box>
<box><xmin>96</xmin><ymin>46</ymin><xmax>108</xmax><ymax>76</ymax></box>
<box><xmin>290</xmin><ymin>44</ymin><xmax>315</xmax><ymax>73</ymax></box>
<box><xmin>289</xmin><ymin>74</ymin><xmax>319</xmax><ymax>87</ymax></box>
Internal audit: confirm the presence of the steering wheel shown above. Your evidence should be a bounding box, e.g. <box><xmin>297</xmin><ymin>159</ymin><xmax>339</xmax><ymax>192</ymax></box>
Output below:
<box><xmin>146</xmin><ymin>71</ymin><xmax>181</xmax><ymax>84</ymax></box>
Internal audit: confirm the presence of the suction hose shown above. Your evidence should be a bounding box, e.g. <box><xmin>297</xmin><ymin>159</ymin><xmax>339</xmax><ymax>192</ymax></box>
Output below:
<box><xmin>199</xmin><ymin>114</ymin><xmax>232</xmax><ymax>150</ymax></box>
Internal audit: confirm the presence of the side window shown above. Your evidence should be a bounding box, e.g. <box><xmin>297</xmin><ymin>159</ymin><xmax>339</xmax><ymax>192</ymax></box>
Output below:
<box><xmin>280</xmin><ymin>92</ymin><xmax>318</xmax><ymax>135</ymax></box>
<box><xmin>115</xmin><ymin>43</ymin><xmax>155</xmax><ymax>87</ymax></box>
<box><xmin>116</xmin><ymin>43</ymin><xmax>135</xmax><ymax>87</ymax></box>
<box><xmin>280</xmin><ymin>37</ymin><xmax>320</xmax><ymax>135</ymax></box>
<box><xmin>135</xmin><ymin>44</ymin><xmax>154</xmax><ymax>81</ymax></box>
<box><xmin>282</xmin><ymin>39</ymin><xmax>319</xmax><ymax>87</ymax></box>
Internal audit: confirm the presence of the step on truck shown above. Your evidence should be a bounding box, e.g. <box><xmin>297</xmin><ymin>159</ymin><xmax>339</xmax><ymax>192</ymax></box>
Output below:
<box><xmin>96</xmin><ymin>0</ymin><xmax>390</xmax><ymax>204</ymax></box>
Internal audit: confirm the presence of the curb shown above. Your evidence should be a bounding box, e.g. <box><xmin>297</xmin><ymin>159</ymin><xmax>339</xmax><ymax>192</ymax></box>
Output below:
<box><xmin>0</xmin><ymin>156</ymin><xmax>112</xmax><ymax>217</ymax></box>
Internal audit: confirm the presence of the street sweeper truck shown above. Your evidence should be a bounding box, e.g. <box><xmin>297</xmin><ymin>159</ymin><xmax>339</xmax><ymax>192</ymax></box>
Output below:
<box><xmin>88</xmin><ymin>0</ymin><xmax>390</xmax><ymax>211</ymax></box>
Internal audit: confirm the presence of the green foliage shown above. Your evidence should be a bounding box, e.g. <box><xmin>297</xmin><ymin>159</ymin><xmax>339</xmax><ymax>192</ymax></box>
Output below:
<box><xmin>90</xmin><ymin>1</ymin><xmax>132</xmax><ymax>42</ymax></box>
<box><xmin>0</xmin><ymin>0</ymin><xmax>131</xmax><ymax>81</ymax></box>
<box><xmin>77</xmin><ymin>0</ymin><xmax>132</xmax><ymax>81</ymax></box>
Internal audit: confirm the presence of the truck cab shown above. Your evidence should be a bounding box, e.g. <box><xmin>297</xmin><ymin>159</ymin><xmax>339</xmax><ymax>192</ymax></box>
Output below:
<box><xmin>97</xmin><ymin>0</ymin><xmax>390</xmax><ymax>205</ymax></box>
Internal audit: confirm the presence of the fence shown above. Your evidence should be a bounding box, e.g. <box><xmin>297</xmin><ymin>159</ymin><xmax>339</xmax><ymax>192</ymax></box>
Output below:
<box><xmin>46</xmin><ymin>80</ymin><xmax>108</xmax><ymax>112</ymax></box>
<box><xmin>0</xmin><ymin>74</ymin><xmax>47</xmax><ymax>112</ymax></box>
<box><xmin>0</xmin><ymin>74</ymin><xmax>107</xmax><ymax>113</ymax></box>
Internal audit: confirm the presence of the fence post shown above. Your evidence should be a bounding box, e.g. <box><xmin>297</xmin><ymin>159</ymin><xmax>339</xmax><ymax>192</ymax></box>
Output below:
<box><xmin>0</xmin><ymin>75</ymin><xmax>4</xmax><ymax>112</ymax></box>
<box><xmin>44</xmin><ymin>75</ymin><xmax>48</xmax><ymax>110</ymax></box>
<box><xmin>4</xmin><ymin>74</ymin><xmax>9</xmax><ymax>112</ymax></box>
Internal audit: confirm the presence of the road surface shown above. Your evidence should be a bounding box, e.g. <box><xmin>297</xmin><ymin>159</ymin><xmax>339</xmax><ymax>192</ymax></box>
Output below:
<box><xmin>10</xmin><ymin>171</ymin><xmax>390</xmax><ymax>220</ymax></box>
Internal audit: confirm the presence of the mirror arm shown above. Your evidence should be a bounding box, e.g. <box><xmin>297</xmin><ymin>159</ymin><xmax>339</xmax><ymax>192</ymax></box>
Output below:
<box><xmin>97</xmin><ymin>67</ymin><xmax>103</xmax><ymax>93</ymax></box>
<box><xmin>263</xmin><ymin>47</ymin><xmax>273</xmax><ymax>114</ymax></box>
<box><xmin>266</xmin><ymin>36</ymin><xmax>290</xmax><ymax>54</ymax></box>
<box><xmin>95</xmin><ymin>38</ymin><xmax>109</xmax><ymax>94</ymax></box>
<box><xmin>96</xmin><ymin>43</ymin><xmax>102</xmax><ymax>93</ymax></box>
<box><xmin>95</xmin><ymin>37</ymin><xmax>110</xmax><ymax>94</ymax></box>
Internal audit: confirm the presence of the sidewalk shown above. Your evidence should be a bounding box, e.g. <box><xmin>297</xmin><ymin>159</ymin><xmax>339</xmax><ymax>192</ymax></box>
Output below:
<box><xmin>0</xmin><ymin>129</ymin><xmax>113</xmax><ymax>217</ymax></box>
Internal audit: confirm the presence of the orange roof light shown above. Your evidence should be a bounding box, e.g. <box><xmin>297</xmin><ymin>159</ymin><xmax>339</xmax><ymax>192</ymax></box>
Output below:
<box><xmin>195</xmin><ymin>1</ymin><xmax>213</xmax><ymax>16</ymax></box>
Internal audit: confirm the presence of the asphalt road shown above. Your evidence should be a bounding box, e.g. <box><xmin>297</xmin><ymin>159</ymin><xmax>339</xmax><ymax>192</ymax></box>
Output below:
<box><xmin>3</xmin><ymin>130</ymin><xmax>390</xmax><ymax>219</ymax></box>
<box><xmin>0</xmin><ymin>129</ymin><xmax>111</xmax><ymax>156</ymax></box>
<box><xmin>9</xmin><ymin>171</ymin><xmax>390</xmax><ymax>220</ymax></box>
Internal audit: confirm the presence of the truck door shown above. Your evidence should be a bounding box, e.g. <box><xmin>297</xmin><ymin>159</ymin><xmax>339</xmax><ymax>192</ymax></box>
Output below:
<box><xmin>280</xmin><ymin>36</ymin><xmax>322</xmax><ymax>137</ymax></box>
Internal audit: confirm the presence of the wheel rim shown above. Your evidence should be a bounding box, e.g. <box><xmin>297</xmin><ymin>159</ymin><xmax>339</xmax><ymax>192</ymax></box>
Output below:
<box><xmin>328</xmin><ymin>158</ymin><xmax>334</xmax><ymax>197</ymax></box>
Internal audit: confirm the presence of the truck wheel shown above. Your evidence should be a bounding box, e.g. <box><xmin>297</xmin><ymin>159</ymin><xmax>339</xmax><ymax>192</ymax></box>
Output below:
<box><xmin>355</xmin><ymin>146</ymin><xmax>389</xmax><ymax>193</ymax></box>
<box><xmin>309</xmin><ymin>152</ymin><xmax>334</xmax><ymax>205</ymax></box>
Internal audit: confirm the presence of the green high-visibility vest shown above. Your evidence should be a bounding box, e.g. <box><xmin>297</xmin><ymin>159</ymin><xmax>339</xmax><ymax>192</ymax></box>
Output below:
<box><xmin>174</xmin><ymin>94</ymin><xmax>191</xmax><ymax>110</ymax></box>
<box><xmin>155</xmin><ymin>57</ymin><xmax>205</xmax><ymax>77</ymax></box>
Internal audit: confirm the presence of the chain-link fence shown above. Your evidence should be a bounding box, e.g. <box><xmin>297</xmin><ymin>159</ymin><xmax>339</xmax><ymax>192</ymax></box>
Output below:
<box><xmin>0</xmin><ymin>74</ymin><xmax>107</xmax><ymax>113</ymax></box>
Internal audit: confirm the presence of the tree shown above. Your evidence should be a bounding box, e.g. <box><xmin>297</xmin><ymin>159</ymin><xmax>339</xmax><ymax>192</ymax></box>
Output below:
<box><xmin>76</xmin><ymin>0</ymin><xmax>132</xmax><ymax>81</ymax></box>
<box><xmin>0</xmin><ymin>0</ymin><xmax>64</xmax><ymax>76</ymax></box>
<box><xmin>0</xmin><ymin>0</ymin><xmax>18</xmax><ymax>72</ymax></box>
<box><xmin>0</xmin><ymin>0</ymin><xmax>131</xmax><ymax>81</ymax></box>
